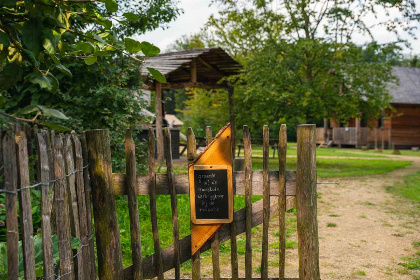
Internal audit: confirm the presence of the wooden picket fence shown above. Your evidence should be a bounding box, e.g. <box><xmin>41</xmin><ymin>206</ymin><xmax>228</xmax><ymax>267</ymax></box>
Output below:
<box><xmin>0</xmin><ymin>124</ymin><xmax>319</xmax><ymax>280</ymax></box>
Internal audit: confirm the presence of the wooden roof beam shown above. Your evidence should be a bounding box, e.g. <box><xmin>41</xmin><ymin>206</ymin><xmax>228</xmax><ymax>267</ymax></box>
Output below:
<box><xmin>197</xmin><ymin>57</ymin><xmax>227</xmax><ymax>76</ymax></box>
<box><xmin>161</xmin><ymin>82</ymin><xmax>228</xmax><ymax>90</ymax></box>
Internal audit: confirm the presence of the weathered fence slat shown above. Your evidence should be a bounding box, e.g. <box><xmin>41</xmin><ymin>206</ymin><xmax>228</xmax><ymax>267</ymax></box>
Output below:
<box><xmin>16</xmin><ymin>131</ymin><xmax>36</xmax><ymax>280</ymax></box>
<box><xmin>125</xmin><ymin>130</ymin><xmax>143</xmax><ymax>280</ymax></box>
<box><xmin>72</xmin><ymin>132</ymin><xmax>91</xmax><ymax>280</ymax></box>
<box><xmin>64</xmin><ymin>134</ymin><xmax>84</xmax><ymax>279</ymax></box>
<box><xmin>3</xmin><ymin>132</ymin><xmax>19</xmax><ymax>279</ymax></box>
<box><xmin>207</xmin><ymin>126</ymin><xmax>221</xmax><ymax>280</ymax></box>
<box><xmin>35</xmin><ymin>133</ymin><xmax>54</xmax><ymax>279</ymax></box>
<box><xmin>230</xmin><ymin>128</ymin><xmax>239</xmax><ymax>280</ymax></box>
<box><xmin>165</xmin><ymin>128</ymin><xmax>181</xmax><ymax>280</ymax></box>
<box><xmin>261</xmin><ymin>126</ymin><xmax>270</xmax><ymax>279</ymax></box>
<box><xmin>86</xmin><ymin>129</ymin><xmax>124</xmax><ymax>279</ymax></box>
<box><xmin>188</xmin><ymin>127</ymin><xmax>201</xmax><ymax>280</ymax></box>
<box><xmin>243</xmin><ymin>125</ymin><xmax>253</xmax><ymax>280</ymax></box>
<box><xmin>148</xmin><ymin>128</ymin><xmax>165</xmax><ymax>280</ymax></box>
<box><xmin>53</xmin><ymin>135</ymin><xmax>73</xmax><ymax>280</ymax></box>
<box><xmin>278</xmin><ymin>125</ymin><xmax>287</xmax><ymax>280</ymax></box>
<box><xmin>296</xmin><ymin>125</ymin><xmax>320</xmax><ymax>280</ymax></box>
<box><xmin>80</xmin><ymin>132</ymin><xmax>97</xmax><ymax>279</ymax></box>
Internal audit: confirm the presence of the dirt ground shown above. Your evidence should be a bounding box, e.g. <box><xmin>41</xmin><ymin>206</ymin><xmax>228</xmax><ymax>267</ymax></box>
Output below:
<box><xmin>195</xmin><ymin>153</ymin><xmax>420</xmax><ymax>279</ymax></box>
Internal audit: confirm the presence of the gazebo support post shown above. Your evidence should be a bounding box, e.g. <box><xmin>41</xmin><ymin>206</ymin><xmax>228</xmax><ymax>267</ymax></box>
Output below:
<box><xmin>228</xmin><ymin>85</ymin><xmax>236</xmax><ymax>159</ymax></box>
<box><xmin>155</xmin><ymin>81</ymin><xmax>164</xmax><ymax>163</ymax></box>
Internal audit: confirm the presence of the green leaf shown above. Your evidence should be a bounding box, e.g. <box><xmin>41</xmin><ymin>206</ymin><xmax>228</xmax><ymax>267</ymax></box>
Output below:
<box><xmin>93</xmin><ymin>50</ymin><xmax>108</xmax><ymax>56</ymax></box>
<box><xmin>0</xmin><ymin>95</ymin><xmax>5</xmax><ymax>109</ymax></box>
<box><xmin>0</xmin><ymin>32</ymin><xmax>10</xmax><ymax>48</ymax></box>
<box><xmin>37</xmin><ymin>105</ymin><xmax>69</xmax><ymax>120</ymax></box>
<box><xmin>105</xmin><ymin>0</ymin><xmax>118</xmax><ymax>13</ymax></box>
<box><xmin>0</xmin><ymin>63</ymin><xmax>23</xmax><ymax>90</ymax></box>
<box><xmin>99</xmin><ymin>19</ymin><xmax>113</xmax><ymax>29</ymax></box>
<box><xmin>84</xmin><ymin>56</ymin><xmax>97</xmax><ymax>65</ymax></box>
<box><xmin>123</xmin><ymin>12</ymin><xmax>139</xmax><ymax>22</ymax></box>
<box><xmin>28</xmin><ymin>72</ymin><xmax>59</xmax><ymax>93</ymax></box>
<box><xmin>42</xmin><ymin>28</ymin><xmax>58</xmax><ymax>54</ymax></box>
<box><xmin>22</xmin><ymin>19</ymin><xmax>43</xmax><ymax>52</ymax></box>
<box><xmin>125</xmin><ymin>38</ymin><xmax>142</xmax><ymax>53</ymax></box>
<box><xmin>23</xmin><ymin>49</ymin><xmax>40</xmax><ymax>67</ymax></box>
<box><xmin>75</xmin><ymin>41</ymin><xmax>94</xmax><ymax>54</ymax></box>
<box><xmin>140</xmin><ymin>41</ymin><xmax>160</xmax><ymax>57</ymax></box>
<box><xmin>147</xmin><ymin>67</ymin><xmax>167</xmax><ymax>83</ymax></box>
<box><xmin>16</xmin><ymin>105</ymin><xmax>40</xmax><ymax>115</ymax></box>
<box><xmin>53</xmin><ymin>64</ymin><xmax>72</xmax><ymax>77</ymax></box>
<box><xmin>40</xmin><ymin>122</ymin><xmax>71</xmax><ymax>131</ymax></box>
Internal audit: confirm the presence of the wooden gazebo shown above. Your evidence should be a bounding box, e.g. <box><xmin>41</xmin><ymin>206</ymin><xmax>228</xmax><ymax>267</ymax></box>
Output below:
<box><xmin>141</xmin><ymin>48</ymin><xmax>242</xmax><ymax>161</ymax></box>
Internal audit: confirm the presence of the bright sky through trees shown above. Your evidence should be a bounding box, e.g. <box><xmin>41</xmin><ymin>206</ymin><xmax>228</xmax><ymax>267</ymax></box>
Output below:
<box><xmin>135</xmin><ymin>0</ymin><xmax>420</xmax><ymax>53</ymax></box>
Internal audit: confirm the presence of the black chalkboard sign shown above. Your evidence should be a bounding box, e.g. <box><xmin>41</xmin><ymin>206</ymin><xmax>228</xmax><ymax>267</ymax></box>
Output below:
<box><xmin>190</xmin><ymin>165</ymin><xmax>233</xmax><ymax>224</ymax></box>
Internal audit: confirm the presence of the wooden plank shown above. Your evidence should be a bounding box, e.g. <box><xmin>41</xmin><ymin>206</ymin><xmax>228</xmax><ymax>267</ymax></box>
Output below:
<box><xmin>64</xmin><ymin>134</ymin><xmax>83</xmax><ymax>279</ymax></box>
<box><xmin>155</xmin><ymin>81</ymin><xmax>164</xmax><ymax>163</ymax></box>
<box><xmin>188</xmin><ymin>127</ymin><xmax>200</xmax><ymax>280</ymax></box>
<box><xmin>86</xmin><ymin>129</ymin><xmax>124</xmax><ymax>279</ymax></box>
<box><xmin>53</xmin><ymin>135</ymin><xmax>73</xmax><ymax>280</ymax></box>
<box><xmin>125</xmin><ymin>130</ymin><xmax>143</xmax><ymax>280</ymax></box>
<box><xmin>261</xmin><ymin>126</ymin><xmax>270</xmax><ymax>279</ymax></box>
<box><xmin>15</xmin><ymin>131</ymin><xmax>36</xmax><ymax>280</ymax></box>
<box><xmin>80</xmin><ymin>132</ymin><xmax>97</xmax><ymax>279</ymax></box>
<box><xmin>71</xmin><ymin>133</ymin><xmax>91</xmax><ymax>280</ymax></box>
<box><xmin>206</xmin><ymin>126</ymin><xmax>221</xmax><ymax>280</ymax></box>
<box><xmin>3</xmin><ymin>132</ymin><xmax>19</xmax><ymax>279</ymax></box>
<box><xmin>189</xmin><ymin>125</ymin><xmax>231</xmax><ymax>252</ymax></box>
<box><xmin>230</xmin><ymin>125</ymin><xmax>238</xmax><ymax>280</ymax></box>
<box><xmin>148</xmin><ymin>128</ymin><xmax>164</xmax><ymax>280</ymax></box>
<box><xmin>165</xmin><ymin>278</ymin><xmax>298</xmax><ymax>280</ymax></box>
<box><xmin>123</xmin><ymin>196</ymin><xmax>296</xmax><ymax>279</ymax></box>
<box><xmin>278</xmin><ymin>125</ymin><xmax>287</xmax><ymax>279</ymax></box>
<box><xmin>296</xmin><ymin>125</ymin><xmax>320</xmax><ymax>280</ymax></box>
<box><xmin>164</xmin><ymin>128</ymin><xmax>181</xmax><ymax>280</ymax></box>
<box><xmin>243</xmin><ymin>125</ymin><xmax>252</xmax><ymax>280</ymax></box>
<box><xmin>190</xmin><ymin>59</ymin><xmax>197</xmax><ymax>83</ymax></box>
<box><xmin>112</xmin><ymin>171</ymin><xmax>295</xmax><ymax>196</ymax></box>
<box><xmin>35</xmin><ymin>133</ymin><xmax>54</xmax><ymax>279</ymax></box>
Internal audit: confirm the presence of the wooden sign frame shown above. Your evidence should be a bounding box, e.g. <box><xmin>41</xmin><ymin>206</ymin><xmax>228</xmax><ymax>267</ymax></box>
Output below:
<box><xmin>190</xmin><ymin>164</ymin><xmax>233</xmax><ymax>224</ymax></box>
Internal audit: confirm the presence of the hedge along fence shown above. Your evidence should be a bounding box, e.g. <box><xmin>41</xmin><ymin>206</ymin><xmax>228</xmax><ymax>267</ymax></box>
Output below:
<box><xmin>0</xmin><ymin>124</ymin><xmax>320</xmax><ymax>280</ymax></box>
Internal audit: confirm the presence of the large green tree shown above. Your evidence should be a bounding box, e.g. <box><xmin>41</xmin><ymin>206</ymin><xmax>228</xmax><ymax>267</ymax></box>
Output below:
<box><xmin>0</xmin><ymin>0</ymin><xmax>176</xmax><ymax>128</ymax></box>
<box><xmin>175</xmin><ymin>0</ymin><xmax>419</xmax><ymax>135</ymax></box>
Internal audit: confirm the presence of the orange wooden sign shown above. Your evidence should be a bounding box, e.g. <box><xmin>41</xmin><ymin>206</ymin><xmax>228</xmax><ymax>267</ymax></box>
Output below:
<box><xmin>189</xmin><ymin>123</ymin><xmax>233</xmax><ymax>255</ymax></box>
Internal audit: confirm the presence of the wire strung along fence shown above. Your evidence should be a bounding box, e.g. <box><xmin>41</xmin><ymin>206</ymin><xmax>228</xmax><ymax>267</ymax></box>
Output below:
<box><xmin>1</xmin><ymin>123</ymin><xmax>320</xmax><ymax>280</ymax></box>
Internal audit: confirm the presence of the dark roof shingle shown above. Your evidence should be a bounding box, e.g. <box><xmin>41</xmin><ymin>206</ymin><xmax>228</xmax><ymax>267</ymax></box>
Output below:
<box><xmin>389</xmin><ymin>66</ymin><xmax>420</xmax><ymax>104</ymax></box>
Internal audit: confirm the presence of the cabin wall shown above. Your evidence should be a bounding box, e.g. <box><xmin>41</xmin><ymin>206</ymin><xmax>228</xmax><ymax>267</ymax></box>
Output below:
<box><xmin>391</xmin><ymin>103</ymin><xmax>420</xmax><ymax>148</ymax></box>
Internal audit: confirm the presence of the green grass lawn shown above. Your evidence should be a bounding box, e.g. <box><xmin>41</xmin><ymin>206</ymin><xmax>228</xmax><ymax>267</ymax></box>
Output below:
<box><xmin>385</xmin><ymin>173</ymin><xmax>420</xmax><ymax>278</ymax></box>
<box><xmin>237</xmin><ymin>143</ymin><xmax>387</xmax><ymax>158</ymax></box>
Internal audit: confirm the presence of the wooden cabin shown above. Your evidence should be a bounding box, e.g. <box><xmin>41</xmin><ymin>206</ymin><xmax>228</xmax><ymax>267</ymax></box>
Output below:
<box><xmin>317</xmin><ymin>66</ymin><xmax>420</xmax><ymax>148</ymax></box>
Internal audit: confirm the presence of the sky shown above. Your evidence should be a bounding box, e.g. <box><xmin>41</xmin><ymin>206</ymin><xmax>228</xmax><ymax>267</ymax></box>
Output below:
<box><xmin>135</xmin><ymin>0</ymin><xmax>420</xmax><ymax>55</ymax></box>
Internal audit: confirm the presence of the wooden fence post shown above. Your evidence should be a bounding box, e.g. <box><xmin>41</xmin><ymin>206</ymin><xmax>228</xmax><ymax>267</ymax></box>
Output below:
<box><xmin>3</xmin><ymin>132</ymin><xmax>19</xmax><ymax>279</ymax></box>
<box><xmin>53</xmin><ymin>135</ymin><xmax>73</xmax><ymax>280</ymax></box>
<box><xmin>296</xmin><ymin>125</ymin><xmax>320</xmax><ymax>280</ymax></box>
<box><xmin>188</xmin><ymin>127</ymin><xmax>201</xmax><ymax>280</ymax></box>
<box><xmin>278</xmin><ymin>124</ymin><xmax>287</xmax><ymax>279</ymax></box>
<box><xmin>243</xmin><ymin>125</ymin><xmax>253</xmax><ymax>280</ymax></box>
<box><xmin>35</xmin><ymin>133</ymin><xmax>54</xmax><ymax>279</ymax></box>
<box><xmin>261</xmin><ymin>125</ymin><xmax>270</xmax><ymax>279</ymax></box>
<box><xmin>80</xmin><ymin>132</ymin><xmax>97</xmax><ymax>279</ymax></box>
<box><xmin>86</xmin><ymin>129</ymin><xmax>124</xmax><ymax>279</ymax></box>
<box><xmin>164</xmin><ymin>127</ymin><xmax>180</xmax><ymax>280</ymax></box>
<box><xmin>148</xmin><ymin>128</ymin><xmax>164</xmax><ymax>280</ymax></box>
<box><xmin>125</xmin><ymin>130</ymin><xmax>143</xmax><ymax>280</ymax></box>
<box><xmin>16</xmin><ymin>131</ymin><xmax>36</xmax><ymax>280</ymax></box>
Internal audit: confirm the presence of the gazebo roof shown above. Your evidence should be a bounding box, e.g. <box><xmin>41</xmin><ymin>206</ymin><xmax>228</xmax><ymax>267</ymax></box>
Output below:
<box><xmin>141</xmin><ymin>48</ymin><xmax>242</xmax><ymax>88</ymax></box>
